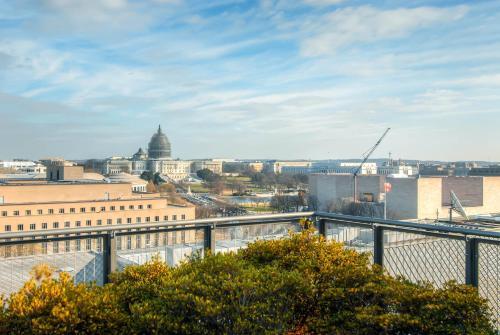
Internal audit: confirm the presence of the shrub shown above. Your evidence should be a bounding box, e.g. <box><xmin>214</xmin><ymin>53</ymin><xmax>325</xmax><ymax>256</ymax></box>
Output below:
<box><xmin>111</xmin><ymin>254</ymin><xmax>310</xmax><ymax>334</ymax></box>
<box><xmin>0</xmin><ymin>228</ymin><xmax>495</xmax><ymax>334</ymax></box>
<box><xmin>0</xmin><ymin>265</ymin><xmax>126</xmax><ymax>335</ymax></box>
<box><xmin>239</xmin><ymin>228</ymin><xmax>494</xmax><ymax>335</ymax></box>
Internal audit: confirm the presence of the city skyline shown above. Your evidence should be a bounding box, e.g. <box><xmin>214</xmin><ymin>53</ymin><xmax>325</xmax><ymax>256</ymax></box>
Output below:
<box><xmin>1</xmin><ymin>0</ymin><xmax>500</xmax><ymax>161</ymax></box>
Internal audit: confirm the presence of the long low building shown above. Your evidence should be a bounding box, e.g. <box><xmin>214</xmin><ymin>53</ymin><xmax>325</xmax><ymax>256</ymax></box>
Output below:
<box><xmin>309</xmin><ymin>174</ymin><xmax>500</xmax><ymax>220</ymax></box>
<box><xmin>0</xmin><ymin>181</ymin><xmax>195</xmax><ymax>234</ymax></box>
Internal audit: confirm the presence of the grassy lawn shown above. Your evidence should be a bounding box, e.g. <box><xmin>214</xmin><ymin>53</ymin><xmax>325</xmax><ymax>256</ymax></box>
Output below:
<box><xmin>242</xmin><ymin>205</ymin><xmax>274</xmax><ymax>213</ymax></box>
<box><xmin>189</xmin><ymin>184</ymin><xmax>210</xmax><ymax>193</ymax></box>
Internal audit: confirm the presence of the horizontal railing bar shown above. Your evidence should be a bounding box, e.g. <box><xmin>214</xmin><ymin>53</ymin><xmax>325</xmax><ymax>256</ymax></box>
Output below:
<box><xmin>0</xmin><ymin>212</ymin><xmax>314</xmax><ymax>241</ymax></box>
<box><xmin>0</xmin><ymin>233</ymin><xmax>109</xmax><ymax>246</ymax></box>
<box><xmin>323</xmin><ymin>217</ymin><xmax>467</xmax><ymax>240</ymax></box>
<box><xmin>316</xmin><ymin>212</ymin><xmax>500</xmax><ymax>240</ymax></box>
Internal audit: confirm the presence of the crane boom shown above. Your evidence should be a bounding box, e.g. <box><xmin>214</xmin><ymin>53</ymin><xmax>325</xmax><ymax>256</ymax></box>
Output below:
<box><xmin>353</xmin><ymin>127</ymin><xmax>391</xmax><ymax>202</ymax></box>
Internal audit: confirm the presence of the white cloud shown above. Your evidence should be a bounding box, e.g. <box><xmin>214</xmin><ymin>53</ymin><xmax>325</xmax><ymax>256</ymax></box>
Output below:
<box><xmin>301</xmin><ymin>5</ymin><xmax>469</xmax><ymax>56</ymax></box>
<box><xmin>303</xmin><ymin>0</ymin><xmax>344</xmax><ymax>7</ymax></box>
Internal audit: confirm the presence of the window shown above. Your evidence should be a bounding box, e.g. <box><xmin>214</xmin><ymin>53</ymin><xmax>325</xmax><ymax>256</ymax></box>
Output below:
<box><xmin>107</xmin><ymin>219</ymin><xmax>112</xmax><ymax>225</ymax></box>
<box><xmin>65</xmin><ymin>240</ymin><xmax>70</xmax><ymax>252</ymax></box>
<box><xmin>181</xmin><ymin>214</ymin><xmax>186</xmax><ymax>220</ymax></box>
<box><xmin>164</xmin><ymin>215</ymin><xmax>168</xmax><ymax>221</ymax></box>
<box><xmin>117</xmin><ymin>218</ymin><xmax>122</xmax><ymax>224</ymax></box>
<box><xmin>64</xmin><ymin>221</ymin><xmax>70</xmax><ymax>228</ymax></box>
<box><xmin>53</xmin><ymin>241</ymin><xmax>59</xmax><ymax>253</ymax></box>
<box><xmin>70</xmin><ymin>208</ymin><xmax>75</xmax><ymax>213</ymax></box>
<box><xmin>120</xmin><ymin>206</ymin><xmax>125</xmax><ymax>210</ymax></box>
<box><xmin>97</xmin><ymin>220</ymin><xmax>102</xmax><ymax>226</ymax></box>
<box><xmin>136</xmin><ymin>235</ymin><xmax>141</xmax><ymax>248</ymax></box>
<box><xmin>86</xmin><ymin>239</ymin><xmax>91</xmax><ymax>251</ymax></box>
<box><xmin>136</xmin><ymin>217</ymin><xmax>141</xmax><ymax>223</ymax></box>
<box><xmin>155</xmin><ymin>216</ymin><xmax>159</xmax><ymax>222</ymax></box>
<box><xmin>147</xmin><ymin>204</ymin><xmax>152</xmax><ymax>209</ymax></box>
<box><xmin>127</xmin><ymin>218</ymin><xmax>132</xmax><ymax>224</ymax></box>
<box><xmin>110</xmin><ymin>206</ymin><xmax>115</xmax><ymax>211</ymax></box>
<box><xmin>16</xmin><ymin>224</ymin><xmax>24</xmax><ymax>231</ymax></box>
<box><xmin>30</xmin><ymin>223</ymin><xmax>36</xmax><ymax>230</ymax></box>
<box><xmin>48</xmin><ymin>209</ymin><xmax>54</xmax><ymax>214</ymax></box>
<box><xmin>13</xmin><ymin>210</ymin><xmax>19</xmax><ymax>216</ymax></box>
<box><xmin>146</xmin><ymin>234</ymin><xmax>151</xmax><ymax>247</ymax></box>
<box><xmin>25</xmin><ymin>210</ymin><xmax>31</xmax><ymax>216</ymax></box>
<box><xmin>145</xmin><ymin>216</ymin><xmax>150</xmax><ymax>222</ymax></box>
<box><xmin>76</xmin><ymin>239</ymin><xmax>81</xmax><ymax>251</ymax></box>
<box><xmin>127</xmin><ymin>236</ymin><xmax>132</xmax><ymax>249</ymax></box>
<box><xmin>172</xmin><ymin>215</ymin><xmax>177</xmax><ymax>221</ymax></box>
<box><xmin>75</xmin><ymin>221</ymin><xmax>81</xmax><ymax>227</ymax></box>
<box><xmin>86</xmin><ymin>220</ymin><xmax>91</xmax><ymax>226</ymax></box>
<box><xmin>37</xmin><ymin>209</ymin><xmax>43</xmax><ymax>215</ymax></box>
<box><xmin>138</xmin><ymin>205</ymin><xmax>143</xmax><ymax>210</ymax></box>
<box><xmin>42</xmin><ymin>223</ymin><xmax>48</xmax><ymax>229</ymax></box>
<box><xmin>5</xmin><ymin>225</ymin><xmax>11</xmax><ymax>232</ymax></box>
<box><xmin>129</xmin><ymin>205</ymin><xmax>134</xmax><ymax>210</ymax></box>
<box><xmin>100</xmin><ymin>207</ymin><xmax>106</xmax><ymax>212</ymax></box>
<box><xmin>59</xmin><ymin>208</ymin><xmax>64</xmax><ymax>214</ymax></box>
<box><xmin>91</xmin><ymin>207</ymin><xmax>96</xmax><ymax>212</ymax></box>
<box><xmin>1</xmin><ymin>211</ymin><xmax>7</xmax><ymax>216</ymax></box>
<box><xmin>80</xmin><ymin>208</ymin><xmax>86</xmax><ymax>213</ymax></box>
<box><xmin>53</xmin><ymin>222</ymin><xmax>59</xmax><ymax>229</ymax></box>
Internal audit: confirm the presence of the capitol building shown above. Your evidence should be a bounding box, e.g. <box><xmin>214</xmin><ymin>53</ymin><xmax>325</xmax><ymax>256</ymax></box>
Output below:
<box><xmin>86</xmin><ymin>125</ymin><xmax>222</xmax><ymax>181</ymax></box>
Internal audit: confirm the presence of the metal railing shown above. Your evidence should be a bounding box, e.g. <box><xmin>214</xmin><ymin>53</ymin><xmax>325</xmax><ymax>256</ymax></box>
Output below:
<box><xmin>0</xmin><ymin>211</ymin><xmax>498</xmax><ymax>329</ymax></box>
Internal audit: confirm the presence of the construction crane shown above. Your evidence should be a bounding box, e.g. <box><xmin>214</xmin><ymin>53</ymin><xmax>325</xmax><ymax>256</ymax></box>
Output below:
<box><xmin>353</xmin><ymin>127</ymin><xmax>391</xmax><ymax>202</ymax></box>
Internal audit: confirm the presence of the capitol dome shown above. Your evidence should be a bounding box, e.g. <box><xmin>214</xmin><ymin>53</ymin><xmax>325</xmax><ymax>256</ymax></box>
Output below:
<box><xmin>148</xmin><ymin>125</ymin><xmax>171</xmax><ymax>159</ymax></box>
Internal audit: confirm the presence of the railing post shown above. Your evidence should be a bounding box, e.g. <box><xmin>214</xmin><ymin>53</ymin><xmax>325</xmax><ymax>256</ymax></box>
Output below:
<box><xmin>373</xmin><ymin>225</ymin><xmax>384</xmax><ymax>267</ymax></box>
<box><xmin>204</xmin><ymin>224</ymin><xmax>216</xmax><ymax>255</ymax></box>
<box><xmin>465</xmin><ymin>237</ymin><xmax>479</xmax><ymax>287</ymax></box>
<box><xmin>103</xmin><ymin>232</ymin><xmax>117</xmax><ymax>284</ymax></box>
<box><xmin>318</xmin><ymin>218</ymin><xmax>327</xmax><ymax>238</ymax></box>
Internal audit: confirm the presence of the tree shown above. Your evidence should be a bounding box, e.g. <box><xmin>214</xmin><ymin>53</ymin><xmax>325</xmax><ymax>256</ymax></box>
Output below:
<box><xmin>196</xmin><ymin>169</ymin><xmax>220</xmax><ymax>183</ymax></box>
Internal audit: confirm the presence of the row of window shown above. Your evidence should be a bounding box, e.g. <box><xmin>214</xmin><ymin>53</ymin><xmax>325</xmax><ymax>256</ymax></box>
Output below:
<box><xmin>2</xmin><ymin>231</ymin><xmax>190</xmax><ymax>257</ymax></box>
<box><xmin>1</xmin><ymin>204</ymin><xmax>154</xmax><ymax>217</ymax></box>
<box><xmin>3</xmin><ymin>214</ymin><xmax>186</xmax><ymax>232</ymax></box>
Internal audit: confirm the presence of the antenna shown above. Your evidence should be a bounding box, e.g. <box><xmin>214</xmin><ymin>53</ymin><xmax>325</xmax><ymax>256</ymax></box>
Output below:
<box><xmin>449</xmin><ymin>190</ymin><xmax>469</xmax><ymax>221</ymax></box>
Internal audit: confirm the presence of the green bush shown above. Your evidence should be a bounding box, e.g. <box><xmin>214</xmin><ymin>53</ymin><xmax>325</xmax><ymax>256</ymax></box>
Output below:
<box><xmin>0</xmin><ymin>228</ymin><xmax>495</xmax><ymax>334</ymax></box>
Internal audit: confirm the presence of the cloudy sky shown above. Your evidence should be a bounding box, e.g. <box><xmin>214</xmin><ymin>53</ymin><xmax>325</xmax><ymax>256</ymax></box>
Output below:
<box><xmin>0</xmin><ymin>0</ymin><xmax>499</xmax><ymax>161</ymax></box>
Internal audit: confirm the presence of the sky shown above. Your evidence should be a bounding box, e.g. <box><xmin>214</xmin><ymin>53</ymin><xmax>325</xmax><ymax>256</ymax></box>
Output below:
<box><xmin>0</xmin><ymin>0</ymin><xmax>499</xmax><ymax>161</ymax></box>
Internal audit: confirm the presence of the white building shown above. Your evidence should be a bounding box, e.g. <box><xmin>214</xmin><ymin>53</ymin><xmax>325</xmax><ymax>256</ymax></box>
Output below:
<box><xmin>0</xmin><ymin>160</ymin><xmax>36</xmax><ymax>170</ymax></box>
<box><xmin>377</xmin><ymin>164</ymin><xmax>414</xmax><ymax>176</ymax></box>
<box><xmin>191</xmin><ymin>160</ymin><xmax>223</xmax><ymax>175</ymax></box>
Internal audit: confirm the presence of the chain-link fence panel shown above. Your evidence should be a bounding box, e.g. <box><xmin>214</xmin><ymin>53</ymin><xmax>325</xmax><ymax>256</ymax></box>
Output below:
<box><xmin>383</xmin><ymin>230</ymin><xmax>466</xmax><ymax>287</ymax></box>
<box><xmin>215</xmin><ymin>221</ymin><xmax>301</xmax><ymax>254</ymax></box>
<box><xmin>116</xmin><ymin>229</ymin><xmax>205</xmax><ymax>269</ymax></box>
<box><xmin>324</xmin><ymin>222</ymin><xmax>374</xmax><ymax>255</ymax></box>
<box><xmin>0</xmin><ymin>237</ymin><xmax>105</xmax><ymax>297</ymax></box>
<box><xmin>478</xmin><ymin>242</ymin><xmax>499</xmax><ymax>330</ymax></box>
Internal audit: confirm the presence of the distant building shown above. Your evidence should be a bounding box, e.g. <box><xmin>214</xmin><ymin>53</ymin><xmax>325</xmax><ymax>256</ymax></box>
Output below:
<box><xmin>85</xmin><ymin>125</ymin><xmax>194</xmax><ymax>181</ymax></box>
<box><xmin>0</xmin><ymin>180</ymin><xmax>195</xmax><ymax>234</ymax></box>
<box><xmin>309</xmin><ymin>174</ymin><xmax>500</xmax><ymax>220</ymax></box>
<box><xmin>377</xmin><ymin>163</ymin><xmax>414</xmax><ymax>176</ymax></box>
<box><xmin>0</xmin><ymin>160</ymin><xmax>36</xmax><ymax>171</ymax></box>
<box><xmin>264</xmin><ymin>161</ymin><xmax>313</xmax><ymax>174</ymax></box>
<box><xmin>191</xmin><ymin>160</ymin><xmax>223</xmax><ymax>175</ymax></box>
<box><xmin>469</xmin><ymin>165</ymin><xmax>500</xmax><ymax>176</ymax></box>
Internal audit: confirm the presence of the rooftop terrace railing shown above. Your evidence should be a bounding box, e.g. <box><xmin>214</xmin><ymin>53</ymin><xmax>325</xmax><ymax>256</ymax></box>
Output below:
<box><xmin>0</xmin><ymin>211</ymin><xmax>498</xmax><ymax>329</ymax></box>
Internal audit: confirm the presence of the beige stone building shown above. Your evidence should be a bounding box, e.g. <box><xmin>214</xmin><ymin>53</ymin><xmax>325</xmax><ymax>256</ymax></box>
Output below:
<box><xmin>309</xmin><ymin>174</ymin><xmax>500</xmax><ymax>220</ymax></box>
<box><xmin>0</xmin><ymin>181</ymin><xmax>195</xmax><ymax>234</ymax></box>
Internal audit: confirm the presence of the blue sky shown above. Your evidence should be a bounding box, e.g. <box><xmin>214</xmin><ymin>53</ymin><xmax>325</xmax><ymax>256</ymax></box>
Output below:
<box><xmin>0</xmin><ymin>0</ymin><xmax>499</xmax><ymax>161</ymax></box>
